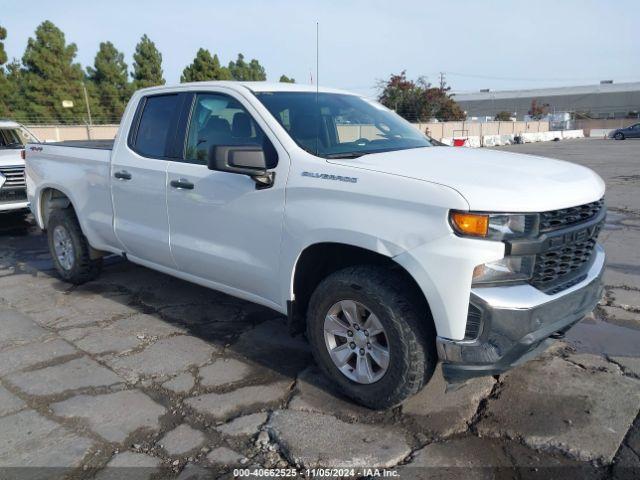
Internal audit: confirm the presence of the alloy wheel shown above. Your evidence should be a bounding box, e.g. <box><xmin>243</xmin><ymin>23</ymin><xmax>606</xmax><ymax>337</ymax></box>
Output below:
<box><xmin>323</xmin><ymin>299</ymin><xmax>390</xmax><ymax>384</ymax></box>
<box><xmin>52</xmin><ymin>225</ymin><xmax>75</xmax><ymax>271</ymax></box>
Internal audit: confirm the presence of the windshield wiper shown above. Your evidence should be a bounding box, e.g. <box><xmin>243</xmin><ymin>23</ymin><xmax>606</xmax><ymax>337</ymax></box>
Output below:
<box><xmin>323</xmin><ymin>152</ymin><xmax>367</xmax><ymax>159</ymax></box>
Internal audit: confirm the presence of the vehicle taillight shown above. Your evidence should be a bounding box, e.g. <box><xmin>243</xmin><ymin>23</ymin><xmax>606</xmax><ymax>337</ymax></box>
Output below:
<box><xmin>21</xmin><ymin>149</ymin><xmax>25</xmax><ymax>160</ymax></box>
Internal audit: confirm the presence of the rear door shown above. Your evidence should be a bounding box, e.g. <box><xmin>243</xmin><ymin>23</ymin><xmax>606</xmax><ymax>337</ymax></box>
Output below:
<box><xmin>111</xmin><ymin>93</ymin><xmax>185</xmax><ymax>267</ymax></box>
<box><xmin>165</xmin><ymin>90</ymin><xmax>288</xmax><ymax>305</ymax></box>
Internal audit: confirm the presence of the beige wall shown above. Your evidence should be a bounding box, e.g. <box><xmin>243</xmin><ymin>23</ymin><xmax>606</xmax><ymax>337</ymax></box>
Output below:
<box><xmin>417</xmin><ymin>121</ymin><xmax>549</xmax><ymax>139</ymax></box>
<box><xmin>28</xmin><ymin>121</ymin><xmax>551</xmax><ymax>144</ymax></box>
<box><xmin>27</xmin><ymin>124</ymin><xmax>119</xmax><ymax>142</ymax></box>
<box><xmin>574</xmin><ymin>118</ymin><xmax>639</xmax><ymax>136</ymax></box>
<box><xmin>337</xmin><ymin>121</ymin><xmax>549</xmax><ymax>143</ymax></box>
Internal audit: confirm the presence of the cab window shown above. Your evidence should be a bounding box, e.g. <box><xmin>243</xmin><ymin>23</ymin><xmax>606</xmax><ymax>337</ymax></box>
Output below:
<box><xmin>131</xmin><ymin>94</ymin><xmax>180</xmax><ymax>158</ymax></box>
<box><xmin>184</xmin><ymin>93</ymin><xmax>277</xmax><ymax>167</ymax></box>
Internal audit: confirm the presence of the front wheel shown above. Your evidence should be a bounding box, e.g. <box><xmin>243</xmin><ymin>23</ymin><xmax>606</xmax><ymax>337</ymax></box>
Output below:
<box><xmin>306</xmin><ymin>265</ymin><xmax>436</xmax><ymax>409</ymax></box>
<box><xmin>47</xmin><ymin>208</ymin><xmax>102</xmax><ymax>284</ymax></box>
<box><xmin>614</xmin><ymin>132</ymin><xmax>625</xmax><ymax>140</ymax></box>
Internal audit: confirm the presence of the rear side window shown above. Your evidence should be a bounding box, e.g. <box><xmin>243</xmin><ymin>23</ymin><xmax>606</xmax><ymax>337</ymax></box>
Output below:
<box><xmin>131</xmin><ymin>94</ymin><xmax>179</xmax><ymax>158</ymax></box>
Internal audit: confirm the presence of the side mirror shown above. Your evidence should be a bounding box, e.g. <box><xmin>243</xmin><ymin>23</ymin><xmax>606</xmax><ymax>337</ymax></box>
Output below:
<box><xmin>208</xmin><ymin>145</ymin><xmax>274</xmax><ymax>188</ymax></box>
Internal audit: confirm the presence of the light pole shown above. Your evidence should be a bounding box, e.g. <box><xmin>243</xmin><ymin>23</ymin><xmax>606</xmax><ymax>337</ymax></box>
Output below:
<box><xmin>81</xmin><ymin>82</ymin><xmax>93</xmax><ymax>140</ymax></box>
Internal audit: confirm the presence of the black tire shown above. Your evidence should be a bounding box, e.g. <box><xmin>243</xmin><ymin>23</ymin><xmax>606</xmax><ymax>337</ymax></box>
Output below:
<box><xmin>47</xmin><ymin>208</ymin><xmax>102</xmax><ymax>284</ymax></box>
<box><xmin>614</xmin><ymin>132</ymin><xmax>625</xmax><ymax>140</ymax></box>
<box><xmin>306</xmin><ymin>265</ymin><xmax>436</xmax><ymax>409</ymax></box>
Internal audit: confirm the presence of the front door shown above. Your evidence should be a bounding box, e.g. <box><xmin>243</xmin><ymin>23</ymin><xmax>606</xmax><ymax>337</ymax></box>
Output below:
<box><xmin>166</xmin><ymin>91</ymin><xmax>289</xmax><ymax>306</ymax></box>
<box><xmin>111</xmin><ymin>93</ymin><xmax>182</xmax><ymax>268</ymax></box>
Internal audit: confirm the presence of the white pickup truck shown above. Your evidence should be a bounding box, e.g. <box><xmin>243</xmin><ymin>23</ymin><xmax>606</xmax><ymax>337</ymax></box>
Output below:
<box><xmin>26</xmin><ymin>82</ymin><xmax>606</xmax><ymax>408</ymax></box>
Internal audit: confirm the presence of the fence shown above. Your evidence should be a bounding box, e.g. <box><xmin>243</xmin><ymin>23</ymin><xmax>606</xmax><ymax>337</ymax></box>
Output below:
<box><xmin>27</xmin><ymin>120</ymin><xmax>554</xmax><ymax>146</ymax></box>
<box><xmin>26</xmin><ymin>124</ymin><xmax>119</xmax><ymax>142</ymax></box>
<box><xmin>27</xmin><ymin>122</ymin><xmax>550</xmax><ymax>142</ymax></box>
<box><xmin>417</xmin><ymin>121</ymin><xmax>549</xmax><ymax>139</ymax></box>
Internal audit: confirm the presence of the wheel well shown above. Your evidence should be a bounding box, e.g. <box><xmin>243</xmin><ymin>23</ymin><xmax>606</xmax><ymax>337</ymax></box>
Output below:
<box><xmin>40</xmin><ymin>188</ymin><xmax>72</xmax><ymax>230</ymax></box>
<box><xmin>290</xmin><ymin>242</ymin><xmax>430</xmax><ymax>333</ymax></box>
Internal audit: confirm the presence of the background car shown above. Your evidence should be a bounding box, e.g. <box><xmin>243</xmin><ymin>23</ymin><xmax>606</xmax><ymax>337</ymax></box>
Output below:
<box><xmin>609</xmin><ymin>122</ymin><xmax>640</xmax><ymax>140</ymax></box>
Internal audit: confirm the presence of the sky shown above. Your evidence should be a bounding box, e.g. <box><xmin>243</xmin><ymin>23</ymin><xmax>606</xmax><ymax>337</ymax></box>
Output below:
<box><xmin>2</xmin><ymin>0</ymin><xmax>639</xmax><ymax>98</ymax></box>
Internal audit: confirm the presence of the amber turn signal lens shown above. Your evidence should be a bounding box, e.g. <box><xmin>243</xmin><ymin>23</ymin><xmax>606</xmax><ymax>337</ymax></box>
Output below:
<box><xmin>451</xmin><ymin>212</ymin><xmax>489</xmax><ymax>237</ymax></box>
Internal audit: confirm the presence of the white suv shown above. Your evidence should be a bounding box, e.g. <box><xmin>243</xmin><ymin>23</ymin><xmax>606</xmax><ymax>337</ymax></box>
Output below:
<box><xmin>0</xmin><ymin>120</ymin><xmax>39</xmax><ymax>214</ymax></box>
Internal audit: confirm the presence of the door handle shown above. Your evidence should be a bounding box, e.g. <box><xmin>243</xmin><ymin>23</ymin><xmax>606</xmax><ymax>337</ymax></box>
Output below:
<box><xmin>114</xmin><ymin>170</ymin><xmax>132</xmax><ymax>180</ymax></box>
<box><xmin>170</xmin><ymin>178</ymin><xmax>194</xmax><ymax>190</ymax></box>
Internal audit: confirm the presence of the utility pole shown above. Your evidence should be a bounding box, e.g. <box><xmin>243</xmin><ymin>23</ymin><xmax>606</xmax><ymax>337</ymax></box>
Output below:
<box><xmin>439</xmin><ymin>72</ymin><xmax>446</xmax><ymax>91</ymax></box>
<box><xmin>81</xmin><ymin>81</ymin><xmax>93</xmax><ymax>140</ymax></box>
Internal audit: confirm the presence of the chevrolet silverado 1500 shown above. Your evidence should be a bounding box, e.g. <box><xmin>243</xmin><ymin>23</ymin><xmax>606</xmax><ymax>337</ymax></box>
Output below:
<box><xmin>26</xmin><ymin>82</ymin><xmax>606</xmax><ymax>408</ymax></box>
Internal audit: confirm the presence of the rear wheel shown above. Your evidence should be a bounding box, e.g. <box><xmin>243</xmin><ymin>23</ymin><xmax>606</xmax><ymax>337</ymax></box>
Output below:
<box><xmin>614</xmin><ymin>132</ymin><xmax>625</xmax><ymax>140</ymax></box>
<box><xmin>47</xmin><ymin>208</ymin><xmax>102</xmax><ymax>284</ymax></box>
<box><xmin>306</xmin><ymin>265</ymin><xmax>436</xmax><ymax>409</ymax></box>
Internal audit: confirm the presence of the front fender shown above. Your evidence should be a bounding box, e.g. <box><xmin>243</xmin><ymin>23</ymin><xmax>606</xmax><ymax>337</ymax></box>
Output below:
<box><xmin>393</xmin><ymin>234</ymin><xmax>504</xmax><ymax>340</ymax></box>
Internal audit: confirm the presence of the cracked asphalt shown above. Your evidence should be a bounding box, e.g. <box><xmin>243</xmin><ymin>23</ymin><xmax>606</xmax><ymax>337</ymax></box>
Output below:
<box><xmin>0</xmin><ymin>138</ymin><xmax>639</xmax><ymax>479</ymax></box>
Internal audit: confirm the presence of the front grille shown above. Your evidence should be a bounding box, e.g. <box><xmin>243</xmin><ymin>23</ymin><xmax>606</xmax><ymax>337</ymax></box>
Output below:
<box><xmin>0</xmin><ymin>189</ymin><xmax>27</xmax><ymax>202</ymax></box>
<box><xmin>531</xmin><ymin>199</ymin><xmax>604</xmax><ymax>293</ymax></box>
<box><xmin>532</xmin><ymin>237</ymin><xmax>598</xmax><ymax>291</ymax></box>
<box><xmin>539</xmin><ymin>198</ymin><xmax>604</xmax><ymax>232</ymax></box>
<box><xmin>0</xmin><ymin>165</ymin><xmax>26</xmax><ymax>190</ymax></box>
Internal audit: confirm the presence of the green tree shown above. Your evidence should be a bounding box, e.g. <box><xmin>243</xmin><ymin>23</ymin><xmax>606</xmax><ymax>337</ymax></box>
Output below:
<box><xmin>131</xmin><ymin>34</ymin><xmax>164</xmax><ymax>89</ymax></box>
<box><xmin>228</xmin><ymin>53</ymin><xmax>266</xmax><ymax>81</ymax></box>
<box><xmin>0</xmin><ymin>25</ymin><xmax>13</xmax><ymax>116</ymax></box>
<box><xmin>247</xmin><ymin>58</ymin><xmax>266</xmax><ymax>80</ymax></box>
<box><xmin>425</xmin><ymin>84</ymin><xmax>465</xmax><ymax>121</ymax></box>
<box><xmin>181</xmin><ymin>49</ymin><xmax>231</xmax><ymax>82</ymax></box>
<box><xmin>494</xmin><ymin>111</ymin><xmax>513</xmax><ymax>121</ymax></box>
<box><xmin>2</xmin><ymin>60</ymin><xmax>26</xmax><ymax>117</ymax></box>
<box><xmin>279</xmin><ymin>74</ymin><xmax>295</xmax><ymax>83</ymax></box>
<box><xmin>87</xmin><ymin>41</ymin><xmax>130</xmax><ymax>122</ymax></box>
<box><xmin>20</xmin><ymin>21</ymin><xmax>85</xmax><ymax>123</ymax></box>
<box><xmin>0</xmin><ymin>26</ymin><xmax>7</xmax><ymax>66</ymax></box>
<box><xmin>377</xmin><ymin>71</ymin><xmax>465</xmax><ymax>122</ymax></box>
<box><xmin>377</xmin><ymin>71</ymin><xmax>430</xmax><ymax>121</ymax></box>
<box><xmin>528</xmin><ymin>99</ymin><xmax>548</xmax><ymax>120</ymax></box>
<box><xmin>0</xmin><ymin>58</ymin><xmax>28</xmax><ymax>121</ymax></box>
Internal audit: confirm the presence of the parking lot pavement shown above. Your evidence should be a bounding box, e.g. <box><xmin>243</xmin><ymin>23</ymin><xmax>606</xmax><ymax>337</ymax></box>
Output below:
<box><xmin>0</xmin><ymin>138</ymin><xmax>639</xmax><ymax>478</ymax></box>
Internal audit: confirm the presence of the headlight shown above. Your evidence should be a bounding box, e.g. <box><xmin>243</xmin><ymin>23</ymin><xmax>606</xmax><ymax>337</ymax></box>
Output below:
<box><xmin>450</xmin><ymin>211</ymin><xmax>538</xmax><ymax>286</ymax></box>
<box><xmin>450</xmin><ymin>211</ymin><xmax>537</xmax><ymax>240</ymax></box>
<box><xmin>472</xmin><ymin>255</ymin><xmax>535</xmax><ymax>285</ymax></box>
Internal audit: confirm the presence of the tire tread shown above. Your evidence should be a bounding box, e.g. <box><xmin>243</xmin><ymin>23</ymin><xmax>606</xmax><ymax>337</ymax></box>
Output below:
<box><xmin>47</xmin><ymin>208</ymin><xmax>102</xmax><ymax>284</ymax></box>
<box><xmin>306</xmin><ymin>265</ymin><xmax>436</xmax><ymax>409</ymax></box>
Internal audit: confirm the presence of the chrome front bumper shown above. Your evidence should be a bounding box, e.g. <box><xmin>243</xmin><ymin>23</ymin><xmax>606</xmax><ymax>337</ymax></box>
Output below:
<box><xmin>0</xmin><ymin>201</ymin><xmax>30</xmax><ymax>212</ymax></box>
<box><xmin>437</xmin><ymin>244</ymin><xmax>605</xmax><ymax>382</ymax></box>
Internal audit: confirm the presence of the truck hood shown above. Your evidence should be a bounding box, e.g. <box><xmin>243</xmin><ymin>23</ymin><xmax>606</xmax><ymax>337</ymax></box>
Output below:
<box><xmin>328</xmin><ymin>146</ymin><xmax>605</xmax><ymax>212</ymax></box>
<box><xmin>0</xmin><ymin>149</ymin><xmax>24</xmax><ymax>166</ymax></box>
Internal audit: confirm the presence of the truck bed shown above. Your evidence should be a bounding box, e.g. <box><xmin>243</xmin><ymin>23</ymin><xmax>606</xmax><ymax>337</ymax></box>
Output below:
<box><xmin>26</xmin><ymin>139</ymin><xmax>117</xmax><ymax>251</ymax></box>
<box><xmin>44</xmin><ymin>140</ymin><xmax>114</xmax><ymax>150</ymax></box>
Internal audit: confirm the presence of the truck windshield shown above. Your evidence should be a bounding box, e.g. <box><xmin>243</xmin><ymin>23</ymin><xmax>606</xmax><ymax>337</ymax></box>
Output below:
<box><xmin>0</xmin><ymin>127</ymin><xmax>38</xmax><ymax>149</ymax></box>
<box><xmin>255</xmin><ymin>92</ymin><xmax>431</xmax><ymax>158</ymax></box>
